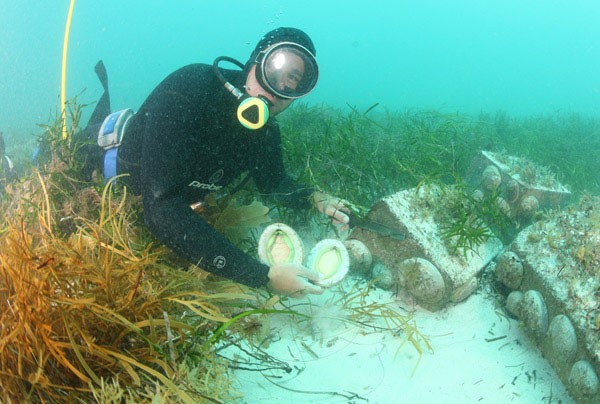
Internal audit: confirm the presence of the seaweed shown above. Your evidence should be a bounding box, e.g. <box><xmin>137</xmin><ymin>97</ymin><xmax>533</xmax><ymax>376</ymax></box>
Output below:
<box><xmin>0</xmin><ymin>102</ymin><xmax>258</xmax><ymax>402</ymax></box>
<box><xmin>294</xmin><ymin>280</ymin><xmax>432</xmax><ymax>372</ymax></box>
<box><xmin>279</xmin><ymin>105</ymin><xmax>599</xmax><ymax>217</ymax></box>
<box><xmin>440</xmin><ymin>209</ymin><xmax>494</xmax><ymax>259</ymax></box>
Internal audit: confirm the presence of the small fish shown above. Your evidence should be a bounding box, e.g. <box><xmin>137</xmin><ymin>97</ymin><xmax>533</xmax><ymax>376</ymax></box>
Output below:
<box><xmin>348</xmin><ymin>212</ymin><xmax>406</xmax><ymax>241</ymax></box>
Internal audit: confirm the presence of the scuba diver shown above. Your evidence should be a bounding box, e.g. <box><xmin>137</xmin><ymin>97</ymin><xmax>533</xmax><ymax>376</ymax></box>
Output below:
<box><xmin>80</xmin><ymin>27</ymin><xmax>350</xmax><ymax>296</ymax></box>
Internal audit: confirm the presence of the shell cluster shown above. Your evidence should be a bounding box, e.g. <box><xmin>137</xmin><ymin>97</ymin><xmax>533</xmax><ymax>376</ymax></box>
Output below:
<box><xmin>496</xmin><ymin>250</ymin><xmax>599</xmax><ymax>400</ymax></box>
<box><xmin>449</xmin><ymin>276</ymin><xmax>478</xmax><ymax>303</ymax></box>
<box><xmin>371</xmin><ymin>261</ymin><xmax>394</xmax><ymax>290</ymax></box>
<box><xmin>569</xmin><ymin>361</ymin><xmax>600</xmax><ymax>398</ymax></box>
<box><xmin>548</xmin><ymin>315</ymin><xmax>577</xmax><ymax>363</ymax></box>
<box><xmin>475</xmin><ymin>163</ymin><xmax>542</xmax><ymax>221</ymax></box>
<box><xmin>520</xmin><ymin>290</ymin><xmax>548</xmax><ymax>337</ymax></box>
<box><xmin>518</xmin><ymin>194</ymin><xmax>540</xmax><ymax>218</ymax></box>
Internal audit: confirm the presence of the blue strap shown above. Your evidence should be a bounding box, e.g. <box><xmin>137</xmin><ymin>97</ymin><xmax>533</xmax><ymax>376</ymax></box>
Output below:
<box><xmin>103</xmin><ymin>147</ymin><xmax>118</xmax><ymax>184</ymax></box>
<box><xmin>98</xmin><ymin>109</ymin><xmax>134</xmax><ymax>150</ymax></box>
<box><xmin>102</xmin><ymin>112</ymin><xmax>120</xmax><ymax>135</ymax></box>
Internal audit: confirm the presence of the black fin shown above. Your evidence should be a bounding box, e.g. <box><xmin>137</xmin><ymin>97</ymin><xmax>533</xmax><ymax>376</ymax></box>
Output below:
<box><xmin>73</xmin><ymin>60</ymin><xmax>112</xmax><ymax>181</ymax></box>
<box><xmin>86</xmin><ymin>60</ymin><xmax>111</xmax><ymax>140</ymax></box>
<box><xmin>94</xmin><ymin>60</ymin><xmax>109</xmax><ymax>91</ymax></box>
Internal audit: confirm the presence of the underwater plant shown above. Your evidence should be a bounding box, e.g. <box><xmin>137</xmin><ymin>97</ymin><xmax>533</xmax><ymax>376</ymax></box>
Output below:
<box><xmin>280</xmin><ymin>105</ymin><xmax>600</xmax><ymax>213</ymax></box>
<box><xmin>410</xmin><ymin>182</ymin><xmax>510</xmax><ymax>259</ymax></box>
<box><xmin>440</xmin><ymin>207</ymin><xmax>494</xmax><ymax>259</ymax></box>
<box><xmin>294</xmin><ymin>280</ymin><xmax>431</xmax><ymax>370</ymax></box>
<box><xmin>0</xmin><ymin>104</ymin><xmax>266</xmax><ymax>402</ymax></box>
<box><xmin>0</xmin><ymin>101</ymin><xmax>432</xmax><ymax>402</ymax></box>
<box><xmin>0</xmin><ymin>171</ymin><xmax>265</xmax><ymax>401</ymax></box>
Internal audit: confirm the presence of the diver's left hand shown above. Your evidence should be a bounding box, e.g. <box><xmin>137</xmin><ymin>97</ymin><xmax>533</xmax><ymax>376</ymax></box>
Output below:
<box><xmin>311</xmin><ymin>191</ymin><xmax>350</xmax><ymax>231</ymax></box>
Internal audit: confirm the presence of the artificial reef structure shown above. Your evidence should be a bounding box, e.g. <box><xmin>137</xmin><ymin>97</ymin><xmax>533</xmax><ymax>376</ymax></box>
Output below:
<box><xmin>343</xmin><ymin>150</ymin><xmax>598</xmax><ymax>402</ymax></box>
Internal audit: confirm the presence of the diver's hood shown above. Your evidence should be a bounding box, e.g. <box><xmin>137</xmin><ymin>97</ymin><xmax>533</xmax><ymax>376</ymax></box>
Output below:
<box><xmin>243</xmin><ymin>27</ymin><xmax>317</xmax><ymax>75</ymax></box>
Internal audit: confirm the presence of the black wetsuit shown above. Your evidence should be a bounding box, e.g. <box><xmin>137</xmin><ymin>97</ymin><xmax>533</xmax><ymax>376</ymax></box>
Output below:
<box><xmin>115</xmin><ymin>63</ymin><xmax>313</xmax><ymax>287</ymax></box>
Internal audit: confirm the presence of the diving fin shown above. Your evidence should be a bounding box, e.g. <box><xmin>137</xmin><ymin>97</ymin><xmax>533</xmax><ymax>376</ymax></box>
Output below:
<box><xmin>88</xmin><ymin>60</ymin><xmax>111</xmax><ymax>133</ymax></box>
<box><xmin>94</xmin><ymin>60</ymin><xmax>108</xmax><ymax>91</ymax></box>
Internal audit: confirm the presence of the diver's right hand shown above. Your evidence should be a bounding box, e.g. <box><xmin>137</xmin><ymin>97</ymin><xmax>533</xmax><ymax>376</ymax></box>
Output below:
<box><xmin>267</xmin><ymin>263</ymin><xmax>324</xmax><ymax>297</ymax></box>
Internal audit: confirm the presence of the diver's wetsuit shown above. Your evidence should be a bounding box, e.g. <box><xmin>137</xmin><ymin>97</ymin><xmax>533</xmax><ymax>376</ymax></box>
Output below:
<box><xmin>116</xmin><ymin>63</ymin><xmax>313</xmax><ymax>287</ymax></box>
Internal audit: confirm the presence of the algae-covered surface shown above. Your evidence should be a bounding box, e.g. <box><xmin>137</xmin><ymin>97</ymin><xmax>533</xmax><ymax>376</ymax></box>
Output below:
<box><xmin>513</xmin><ymin>195</ymin><xmax>600</xmax><ymax>365</ymax></box>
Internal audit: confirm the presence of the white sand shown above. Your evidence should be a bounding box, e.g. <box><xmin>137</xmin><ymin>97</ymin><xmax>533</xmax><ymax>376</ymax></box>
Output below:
<box><xmin>226</xmin><ymin>281</ymin><xmax>574</xmax><ymax>403</ymax></box>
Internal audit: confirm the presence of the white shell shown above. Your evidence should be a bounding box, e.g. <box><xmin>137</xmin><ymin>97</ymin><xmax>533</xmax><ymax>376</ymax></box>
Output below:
<box><xmin>372</xmin><ymin>262</ymin><xmax>394</xmax><ymax>290</ymax></box>
<box><xmin>471</xmin><ymin>188</ymin><xmax>485</xmax><ymax>202</ymax></box>
<box><xmin>482</xmin><ymin>165</ymin><xmax>502</xmax><ymax>191</ymax></box>
<box><xmin>450</xmin><ymin>277</ymin><xmax>477</xmax><ymax>303</ymax></box>
<box><xmin>495</xmin><ymin>196</ymin><xmax>512</xmax><ymax>218</ymax></box>
<box><xmin>495</xmin><ymin>251</ymin><xmax>524</xmax><ymax>290</ymax></box>
<box><xmin>518</xmin><ymin>195</ymin><xmax>539</xmax><ymax>218</ymax></box>
<box><xmin>397</xmin><ymin>257</ymin><xmax>446</xmax><ymax>309</ymax></box>
<box><xmin>344</xmin><ymin>239</ymin><xmax>373</xmax><ymax>274</ymax></box>
<box><xmin>257</xmin><ymin>223</ymin><xmax>304</xmax><ymax>266</ymax></box>
<box><xmin>521</xmin><ymin>290</ymin><xmax>548</xmax><ymax>337</ymax></box>
<box><xmin>548</xmin><ymin>314</ymin><xmax>577</xmax><ymax>363</ymax></box>
<box><xmin>307</xmin><ymin>239</ymin><xmax>350</xmax><ymax>287</ymax></box>
<box><xmin>506</xmin><ymin>179</ymin><xmax>520</xmax><ymax>203</ymax></box>
<box><xmin>569</xmin><ymin>360</ymin><xmax>599</xmax><ymax>397</ymax></box>
<box><xmin>506</xmin><ymin>291</ymin><xmax>523</xmax><ymax>317</ymax></box>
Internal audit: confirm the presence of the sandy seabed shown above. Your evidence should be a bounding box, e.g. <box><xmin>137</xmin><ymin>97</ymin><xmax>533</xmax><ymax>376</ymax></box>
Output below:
<box><xmin>227</xmin><ymin>281</ymin><xmax>573</xmax><ymax>404</ymax></box>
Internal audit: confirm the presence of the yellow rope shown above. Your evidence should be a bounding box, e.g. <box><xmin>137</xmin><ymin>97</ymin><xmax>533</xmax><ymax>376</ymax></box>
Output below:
<box><xmin>61</xmin><ymin>0</ymin><xmax>76</xmax><ymax>139</ymax></box>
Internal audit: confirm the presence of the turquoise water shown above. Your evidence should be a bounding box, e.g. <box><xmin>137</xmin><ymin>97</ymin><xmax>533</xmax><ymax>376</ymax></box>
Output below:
<box><xmin>2</xmin><ymin>1</ymin><xmax>600</xmax><ymax>137</ymax></box>
<box><xmin>0</xmin><ymin>3</ymin><xmax>598</xmax><ymax>402</ymax></box>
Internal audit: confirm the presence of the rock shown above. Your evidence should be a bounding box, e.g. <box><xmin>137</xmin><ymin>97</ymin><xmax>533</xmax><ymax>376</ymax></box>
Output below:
<box><xmin>349</xmin><ymin>185</ymin><xmax>503</xmax><ymax>311</ymax></box>
<box><xmin>466</xmin><ymin>150</ymin><xmax>571</xmax><ymax>243</ymax></box>
<box><xmin>496</xmin><ymin>197</ymin><xmax>600</xmax><ymax>402</ymax></box>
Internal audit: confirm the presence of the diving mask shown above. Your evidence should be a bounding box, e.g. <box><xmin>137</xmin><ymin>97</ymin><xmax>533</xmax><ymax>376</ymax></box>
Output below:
<box><xmin>255</xmin><ymin>42</ymin><xmax>319</xmax><ymax>99</ymax></box>
<box><xmin>212</xmin><ymin>41</ymin><xmax>318</xmax><ymax>130</ymax></box>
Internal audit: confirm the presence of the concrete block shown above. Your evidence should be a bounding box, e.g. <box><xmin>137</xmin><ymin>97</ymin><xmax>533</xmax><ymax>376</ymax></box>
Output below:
<box><xmin>495</xmin><ymin>196</ymin><xmax>600</xmax><ymax>403</ymax></box>
<box><xmin>349</xmin><ymin>185</ymin><xmax>503</xmax><ymax>311</ymax></box>
<box><xmin>467</xmin><ymin>150</ymin><xmax>572</xmax><ymax>242</ymax></box>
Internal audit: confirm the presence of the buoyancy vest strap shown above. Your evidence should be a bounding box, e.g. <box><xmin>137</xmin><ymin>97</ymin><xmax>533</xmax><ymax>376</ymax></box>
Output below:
<box><xmin>98</xmin><ymin>108</ymin><xmax>134</xmax><ymax>184</ymax></box>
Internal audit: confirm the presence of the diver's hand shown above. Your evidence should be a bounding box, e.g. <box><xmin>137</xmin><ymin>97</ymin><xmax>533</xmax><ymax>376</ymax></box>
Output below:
<box><xmin>312</xmin><ymin>191</ymin><xmax>351</xmax><ymax>230</ymax></box>
<box><xmin>267</xmin><ymin>263</ymin><xmax>324</xmax><ymax>297</ymax></box>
